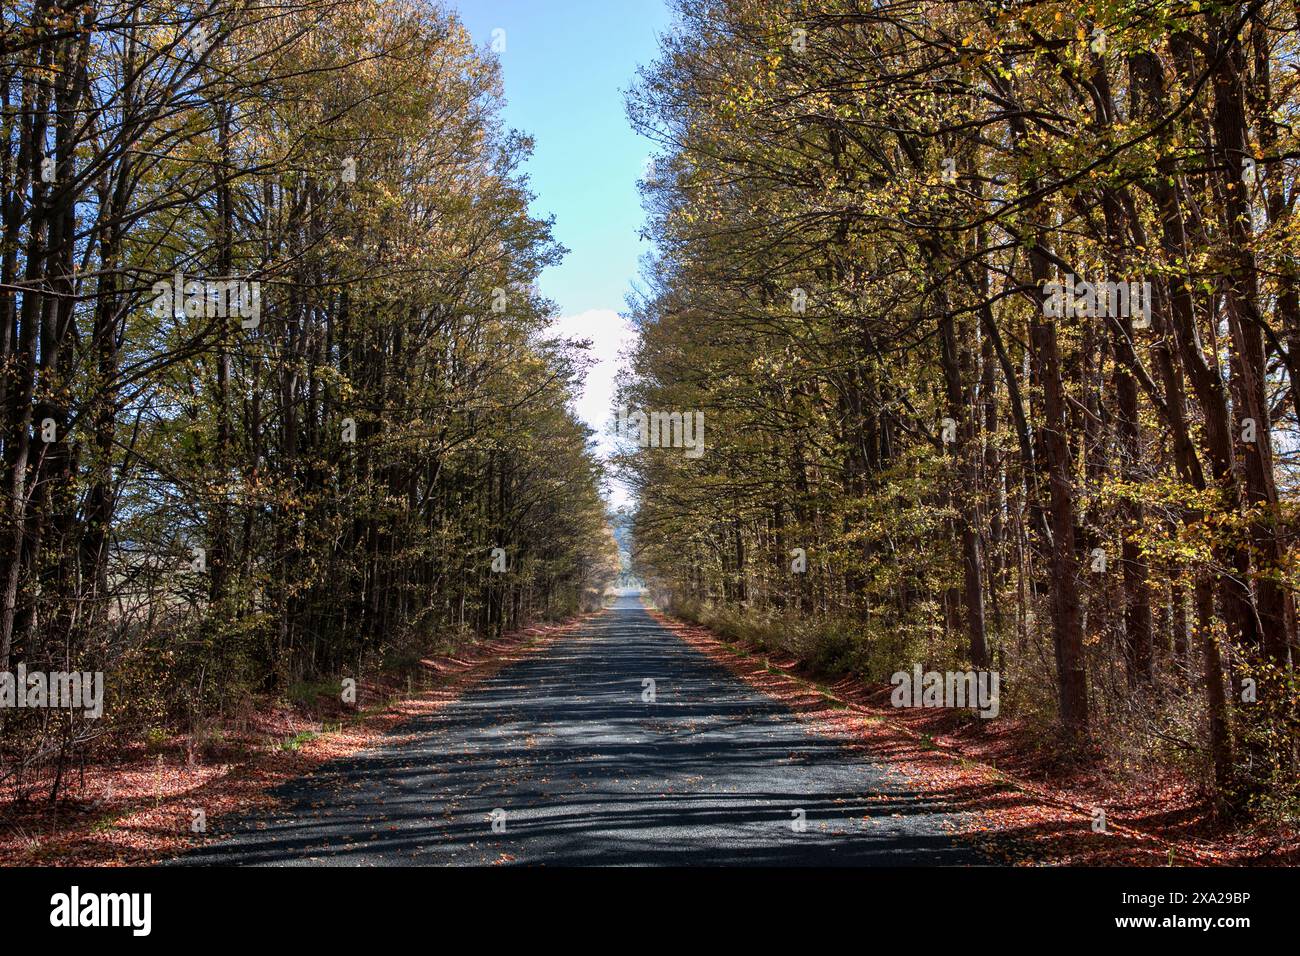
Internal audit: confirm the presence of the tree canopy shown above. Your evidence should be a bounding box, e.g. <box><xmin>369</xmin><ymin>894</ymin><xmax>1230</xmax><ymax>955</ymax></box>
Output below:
<box><xmin>623</xmin><ymin>0</ymin><xmax>1299</xmax><ymax>817</ymax></box>
<box><xmin>1</xmin><ymin>0</ymin><xmax>616</xmax><ymax>799</ymax></box>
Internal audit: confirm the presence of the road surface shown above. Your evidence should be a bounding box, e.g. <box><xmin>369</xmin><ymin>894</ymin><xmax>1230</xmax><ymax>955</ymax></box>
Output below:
<box><xmin>176</xmin><ymin>596</ymin><xmax>983</xmax><ymax>865</ymax></box>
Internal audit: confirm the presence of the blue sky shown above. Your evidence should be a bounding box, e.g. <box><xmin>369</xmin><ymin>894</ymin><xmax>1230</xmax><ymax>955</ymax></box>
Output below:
<box><xmin>455</xmin><ymin>0</ymin><xmax>671</xmax><ymax>316</ymax></box>
<box><xmin>453</xmin><ymin>0</ymin><xmax>673</xmax><ymax>506</ymax></box>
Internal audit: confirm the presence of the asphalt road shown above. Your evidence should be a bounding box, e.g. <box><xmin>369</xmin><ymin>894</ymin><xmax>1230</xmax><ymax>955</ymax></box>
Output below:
<box><xmin>175</xmin><ymin>596</ymin><xmax>983</xmax><ymax>865</ymax></box>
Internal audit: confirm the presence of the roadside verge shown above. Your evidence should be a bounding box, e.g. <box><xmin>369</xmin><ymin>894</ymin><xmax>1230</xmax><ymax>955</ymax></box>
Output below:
<box><xmin>648</xmin><ymin>609</ymin><xmax>1222</xmax><ymax>866</ymax></box>
<box><xmin>0</xmin><ymin>614</ymin><xmax>595</xmax><ymax>866</ymax></box>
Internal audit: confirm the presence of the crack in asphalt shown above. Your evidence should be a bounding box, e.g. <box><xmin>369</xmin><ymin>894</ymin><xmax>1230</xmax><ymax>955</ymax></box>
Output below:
<box><xmin>172</xmin><ymin>597</ymin><xmax>984</xmax><ymax>866</ymax></box>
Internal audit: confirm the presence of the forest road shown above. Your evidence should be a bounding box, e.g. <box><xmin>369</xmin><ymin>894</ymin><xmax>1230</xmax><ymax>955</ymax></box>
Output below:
<box><xmin>173</xmin><ymin>595</ymin><xmax>984</xmax><ymax>865</ymax></box>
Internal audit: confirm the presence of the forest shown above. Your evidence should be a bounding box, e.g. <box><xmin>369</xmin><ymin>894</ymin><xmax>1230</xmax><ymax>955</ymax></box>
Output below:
<box><xmin>623</xmin><ymin>0</ymin><xmax>1300</xmax><ymax>820</ymax></box>
<box><xmin>0</xmin><ymin>0</ymin><xmax>617</xmax><ymax>801</ymax></box>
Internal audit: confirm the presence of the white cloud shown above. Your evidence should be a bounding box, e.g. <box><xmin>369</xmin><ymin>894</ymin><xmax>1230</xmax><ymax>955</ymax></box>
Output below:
<box><xmin>550</xmin><ymin>308</ymin><xmax>636</xmax><ymax>448</ymax></box>
<box><xmin>549</xmin><ymin>308</ymin><xmax>638</xmax><ymax>508</ymax></box>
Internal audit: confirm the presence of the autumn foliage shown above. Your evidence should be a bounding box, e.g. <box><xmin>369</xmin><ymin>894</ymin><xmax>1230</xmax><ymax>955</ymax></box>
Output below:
<box><xmin>0</xmin><ymin>0</ymin><xmax>616</xmax><ymax>801</ymax></box>
<box><xmin>624</xmin><ymin>0</ymin><xmax>1299</xmax><ymax>820</ymax></box>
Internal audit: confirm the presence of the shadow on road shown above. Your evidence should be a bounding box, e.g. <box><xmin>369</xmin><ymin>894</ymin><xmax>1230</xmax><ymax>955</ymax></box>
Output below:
<box><xmin>174</xmin><ymin>598</ymin><xmax>990</xmax><ymax>866</ymax></box>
